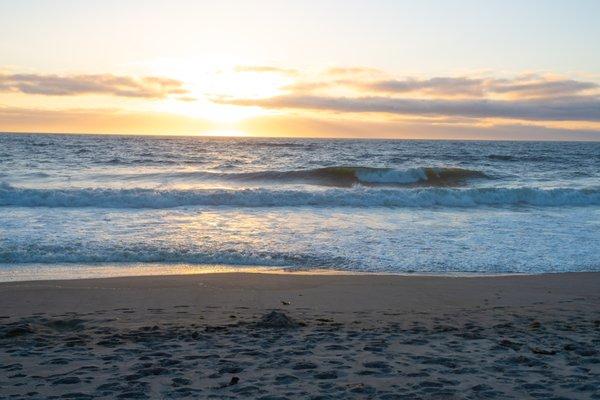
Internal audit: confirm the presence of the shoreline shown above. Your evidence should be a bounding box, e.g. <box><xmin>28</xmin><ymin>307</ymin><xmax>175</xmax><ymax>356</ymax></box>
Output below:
<box><xmin>2</xmin><ymin>271</ymin><xmax>599</xmax><ymax>321</ymax></box>
<box><xmin>1</xmin><ymin>262</ymin><xmax>598</xmax><ymax>283</ymax></box>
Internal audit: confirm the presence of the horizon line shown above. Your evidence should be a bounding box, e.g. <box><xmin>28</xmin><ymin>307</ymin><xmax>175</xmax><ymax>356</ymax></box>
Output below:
<box><xmin>2</xmin><ymin>131</ymin><xmax>599</xmax><ymax>143</ymax></box>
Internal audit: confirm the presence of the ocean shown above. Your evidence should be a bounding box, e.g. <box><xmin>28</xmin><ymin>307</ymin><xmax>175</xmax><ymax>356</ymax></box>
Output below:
<box><xmin>1</xmin><ymin>133</ymin><xmax>599</xmax><ymax>280</ymax></box>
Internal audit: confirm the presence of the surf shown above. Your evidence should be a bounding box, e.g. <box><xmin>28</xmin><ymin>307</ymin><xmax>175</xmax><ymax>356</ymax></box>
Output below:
<box><xmin>1</xmin><ymin>183</ymin><xmax>598</xmax><ymax>209</ymax></box>
<box><xmin>87</xmin><ymin>166</ymin><xmax>490</xmax><ymax>188</ymax></box>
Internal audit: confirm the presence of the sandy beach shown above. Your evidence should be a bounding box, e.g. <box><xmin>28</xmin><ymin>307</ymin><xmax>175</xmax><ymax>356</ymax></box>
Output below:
<box><xmin>0</xmin><ymin>272</ymin><xmax>599</xmax><ymax>399</ymax></box>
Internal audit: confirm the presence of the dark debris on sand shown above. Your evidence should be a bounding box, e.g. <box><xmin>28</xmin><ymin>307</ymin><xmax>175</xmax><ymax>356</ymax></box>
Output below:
<box><xmin>254</xmin><ymin>310</ymin><xmax>305</xmax><ymax>329</ymax></box>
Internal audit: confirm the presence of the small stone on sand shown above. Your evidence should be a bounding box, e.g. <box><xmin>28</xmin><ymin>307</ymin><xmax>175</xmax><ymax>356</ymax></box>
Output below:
<box><xmin>256</xmin><ymin>311</ymin><xmax>300</xmax><ymax>328</ymax></box>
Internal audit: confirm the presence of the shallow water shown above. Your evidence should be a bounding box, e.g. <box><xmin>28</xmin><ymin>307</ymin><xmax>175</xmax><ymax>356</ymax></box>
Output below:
<box><xmin>1</xmin><ymin>133</ymin><xmax>599</xmax><ymax>279</ymax></box>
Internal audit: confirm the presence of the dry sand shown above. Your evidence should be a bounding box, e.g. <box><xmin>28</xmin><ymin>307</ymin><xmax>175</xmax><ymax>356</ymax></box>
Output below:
<box><xmin>1</xmin><ymin>272</ymin><xmax>599</xmax><ymax>399</ymax></box>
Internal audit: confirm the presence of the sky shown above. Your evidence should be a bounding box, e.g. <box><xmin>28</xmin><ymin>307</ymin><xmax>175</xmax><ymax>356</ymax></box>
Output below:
<box><xmin>1</xmin><ymin>0</ymin><xmax>599</xmax><ymax>140</ymax></box>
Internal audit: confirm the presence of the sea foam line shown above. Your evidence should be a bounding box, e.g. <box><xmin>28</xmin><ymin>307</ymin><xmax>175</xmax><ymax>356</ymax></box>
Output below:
<box><xmin>1</xmin><ymin>183</ymin><xmax>599</xmax><ymax>208</ymax></box>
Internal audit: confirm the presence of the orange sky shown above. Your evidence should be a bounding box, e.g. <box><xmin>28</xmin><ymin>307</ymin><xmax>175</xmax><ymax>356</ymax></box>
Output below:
<box><xmin>1</xmin><ymin>1</ymin><xmax>599</xmax><ymax>140</ymax></box>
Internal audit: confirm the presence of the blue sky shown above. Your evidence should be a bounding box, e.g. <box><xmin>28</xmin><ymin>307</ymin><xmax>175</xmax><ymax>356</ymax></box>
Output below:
<box><xmin>2</xmin><ymin>0</ymin><xmax>599</xmax><ymax>73</ymax></box>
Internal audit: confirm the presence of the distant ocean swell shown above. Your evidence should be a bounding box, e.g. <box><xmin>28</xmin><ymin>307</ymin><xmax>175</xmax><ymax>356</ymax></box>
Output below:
<box><xmin>1</xmin><ymin>183</ymin><xmax>598</xmax><ymax>208</ymax></box>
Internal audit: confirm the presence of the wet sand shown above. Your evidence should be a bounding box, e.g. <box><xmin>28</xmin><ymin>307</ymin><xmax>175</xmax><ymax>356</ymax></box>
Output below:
<box><xmin>1</xmin><ymin>272</ymin><xmax>599</xmax><ymax>399</ymax></box>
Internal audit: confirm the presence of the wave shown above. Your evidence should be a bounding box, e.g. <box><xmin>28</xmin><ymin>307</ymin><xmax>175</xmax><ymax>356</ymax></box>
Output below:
<box><xmin>353</xmin><ymin>167</ymin><xmax>487</xmax><ymax>186</ymax></box>
<box><xmin>1</xmin><ymin>183</ymin><xmax>598</xmax><ymax>209</ymax></box>
<box><xmin>95</xmin><ymin>166</ymin><xmax>489</xmax><ymax>187</ymax></box>
<box><xmin>229</xmin><ymin>166</ymin><xmax>488</xmax><ymax>187</ymax></box>
<box><xmin>487</xmin><ymin>154</ymin><xmax>558</xmax><ymax>162</ymax></box>
<box><xmin>488</xmin><ymin>154</ymin><xmax>516</xmax><ymax>161</ymax></box>
<box><xmin>0</xmin><ymin>245</ymin><xmax>339</xmax><ymax>267</ymax></box>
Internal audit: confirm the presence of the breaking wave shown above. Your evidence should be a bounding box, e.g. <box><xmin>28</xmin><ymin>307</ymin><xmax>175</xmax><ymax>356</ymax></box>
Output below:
<box><xmin>113</xmin><ymin>166</ymin><xmax>489</xmax><ymax>187</ymax></box>
<box><xmin>0</xmin><ymin>245</ymin><xmax>340</xmax><ymax>267</ymax></box>
<box><xmin>1</xmin><ymin>183</ymin><xmax>598</xmax><ymax>209</ymax></box>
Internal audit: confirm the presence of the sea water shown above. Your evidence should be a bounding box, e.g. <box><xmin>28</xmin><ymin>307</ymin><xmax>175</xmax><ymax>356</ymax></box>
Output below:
<box><xmin>1</xmin><ymin>133</ymin><xmax>599</xmax><ymax>280</ymax></box>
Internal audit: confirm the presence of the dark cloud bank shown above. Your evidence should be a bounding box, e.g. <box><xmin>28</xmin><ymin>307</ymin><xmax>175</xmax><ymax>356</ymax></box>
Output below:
<box><xmin>217</xmin><ymin>94</ymin><xmax>600</xmax><ymax>122</ymax></box>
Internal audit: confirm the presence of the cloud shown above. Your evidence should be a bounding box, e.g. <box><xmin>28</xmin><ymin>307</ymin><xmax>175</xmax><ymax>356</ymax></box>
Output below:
<box><xmin>240</xmin><ymin>114</ymin><xmax>600</xmax><ymax>141</ymax></box>
<box><xmin>281</xmin><ymin>81</ymin><xmax>334</xmax><ymax>93</ymax></box>
<box><xmin>0</xmin><ymin>73</ymin><xmax>190</xmax><ymax>99</ymax></box>
<box><xmin>215</xmin><ymin>94</ymin><xmax>600</xmax><ymax>122</ymax></box>
<box><xmin>354</xmin><ymin>76</ymin><xmax>598</xmax><ymax>98</ymax></box>
<box><xmin>235</xmin><ymin>65</ymin><xmax>299</xmax><ymax>76</ymax></box>
<box><xmin>359</xmin><ymin>77</ymin><xmax>485</xmax><ymax>96</ymax></box>
<box><xmin>176</xmin><ymin>95</ymin><xmax>198</xmax><ymax>102</ymax></box>
<box><xmin>489</xmin><ymin>78</ymin><xmax>597</xmax><ymax>97</ymax></box>
<box><xmin>2</xmin><ymin>105</ymin><xmax>597</xmax><ymax>140</ymax></box>
<box><xmin>269</xmin><ymin>69</ymin><xmax>599</xmax><ymax>100</ymax></box>
<box><xmin>325</xmin><ymin>67</ymin><xmax>383</xmax><ymax>76</ymax></box>
<box><xmin>0</xmin><ymin>106</ymin><xmax>214</xmax><ymax>135</ymax></box>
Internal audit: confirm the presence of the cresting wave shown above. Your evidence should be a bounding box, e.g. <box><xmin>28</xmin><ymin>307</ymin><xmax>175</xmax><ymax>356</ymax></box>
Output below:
<box><xmin>225</xmin><ymin>166</ymin><xmax>489</xmax><ymax>187</ymax></box>
<box><xmin>94</xmin><ymin>166</ymin><xmax>489</xmax><ymax>187</ymax></box>
<box><xmin>1</xmin><ymin>183</ymin><xmax>599</xmax><ymax>208</ymax></box>
<box><xmin>311</xmin><ymin>166</ymin><xmax>489</xmax><ymax>186</ymax></box>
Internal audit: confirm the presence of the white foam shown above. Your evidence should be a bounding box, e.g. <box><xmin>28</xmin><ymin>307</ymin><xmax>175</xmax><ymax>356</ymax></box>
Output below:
<box><xmin>354</xmin><ymin>167</ymin><xmax>428</xmax><ymax>184</ymax></box>
<box><xmin>1</xmin><ymin>183</ymin><xmax>599</xmax><ymax>208</ymax></box>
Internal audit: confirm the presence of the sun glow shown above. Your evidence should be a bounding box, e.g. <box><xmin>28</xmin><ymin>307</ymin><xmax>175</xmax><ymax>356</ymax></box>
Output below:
<box><xmin>142</xmin><ymin>57</ymin><xmax>292</xmax><ymax>124</ymax></box>
<box><xmin>201</xmin><ymin>129</ymin><xmax>248</xmax><ymax>137</ymax></box>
